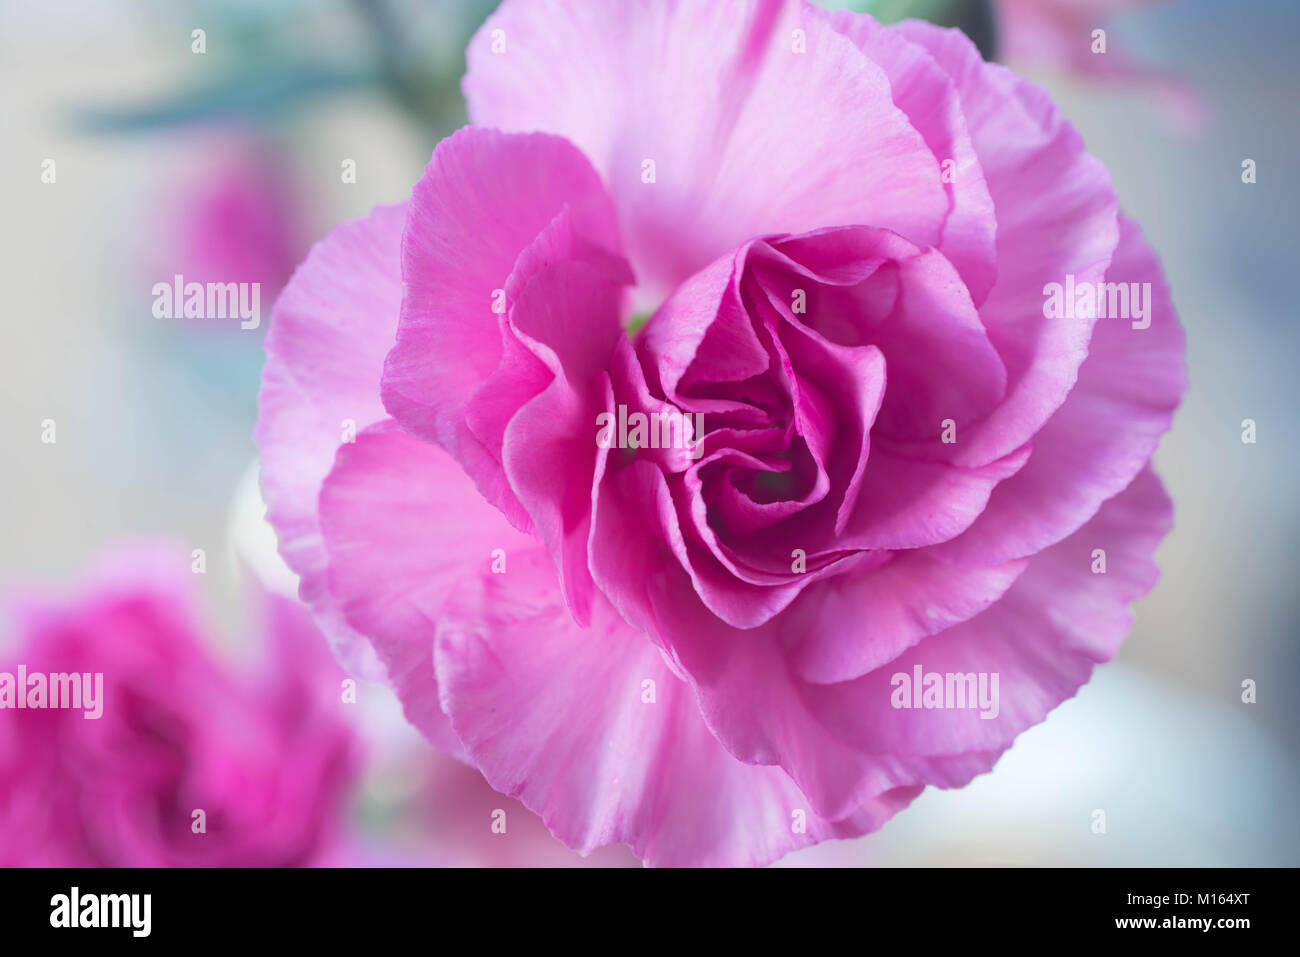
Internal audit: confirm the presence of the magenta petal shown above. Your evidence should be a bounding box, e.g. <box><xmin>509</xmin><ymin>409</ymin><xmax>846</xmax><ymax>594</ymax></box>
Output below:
<box><xmin>755</xmin><ymin>227</ymin><xmax>1007</xmax><ymax>447</ymax></box>
<box><xmin>837</xmin><ymin>442</ymin><xmax>1030</xmax><ymax>550</ymax></box>
<box><xmin>653</xmin><ymin>467</ymin><xmax>1170</xmax><ymax>818</ymax></box>
<box><xmin>641</xmin><ymin>244</ymin><xmax>768</xmax><ymax>407</ymax></box>
<box><xmin>647</xmin><ymin>568</ymin><xmax>1007</xmax><ymax>819</ymax></box>
<box><xmin>593</xmin><ymin>455</ymin><xmax>801</xmax><ymax>633</ymax></box>
<box><xmin>464</xmin><ymin>206</ymin><xmax>632</xmax><ymax>480</ymax></box>
<box><xmin>501</xmin><ymin>257</ymin><xmax>629</xmax><ymax>623</ymax></box>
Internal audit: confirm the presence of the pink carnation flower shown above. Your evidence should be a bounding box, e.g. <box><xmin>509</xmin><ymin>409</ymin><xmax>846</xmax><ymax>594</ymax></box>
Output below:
<box><xmin>257</xmin><ymin>0</ymin><xmax>1186</xmax><ymax>866</ymax></box>
<box><xmin>0</xmin><ymin>547</ymin><xmax>359</xmax><ymax>867</ymax></box>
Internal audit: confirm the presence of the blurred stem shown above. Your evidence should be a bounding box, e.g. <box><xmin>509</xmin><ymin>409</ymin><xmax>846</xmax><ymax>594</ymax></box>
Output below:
<box><xmin>67</xmin><ymin>64</ymin><xmax>373</xmax><ymax>133</ymax></box>
<box><xmin>351</xmin><ymin>0</ymin><xmax>468</xmax><ymax>125</ymax></box>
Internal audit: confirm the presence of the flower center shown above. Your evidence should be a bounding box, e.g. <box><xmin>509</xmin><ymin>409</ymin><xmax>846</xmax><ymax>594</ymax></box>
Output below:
<box><xmin>624</xmin><ymin>311</ymin><xmax>652</xmax><ymax>338</ymax></box>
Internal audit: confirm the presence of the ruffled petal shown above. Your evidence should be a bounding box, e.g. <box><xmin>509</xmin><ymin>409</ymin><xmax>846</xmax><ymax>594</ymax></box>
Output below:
<box><xmin>825</xmin><ymin>9</ymin><xmax>998</xmax><ymax>304</ymax></box>
<box><xmin>788</xmin><ymin>551</ymin><xmax>1028</xmax><ymax>684</ymax></box>
<box><xmin>465</xmin><ymin>0</ymin><xmax>948</xmax><ymax>304</ymax></box>
<box><xmin>318</xmin><ymin>424</ymin><xmax>535</xmax><ymax>753</ymax></box>
<box><xmin>255</xmin><ymin>203</ymin><xmax>407</xmax><ymax>681</ymax></box>
<box><xmin>808</xmin><ymin>467</ymin><xmax>1174</xmax><ymax>756</ymax></box>
<box><xmin>935</xmin><ymin>215</ymin><xmax>1187</xmax><ymax>564</ymax></box>
<box><xmin>433</xmin><ymin>550</ymin><xmax>923</xmax><ymax>867</ymax></box>
<box><xmin>897</xmin><ymin>19</ymin><xmax>1121</xmax><ymax>467</ymax></box>
<box><xmin>653</xmin><ymin>466</ymin><xmax>1172</xmax><ymax>818</ymax></box>
<box><xmin>381</xmin><ymin>127</ymin><xmax>627</xmax><ymax>530</ymax></box>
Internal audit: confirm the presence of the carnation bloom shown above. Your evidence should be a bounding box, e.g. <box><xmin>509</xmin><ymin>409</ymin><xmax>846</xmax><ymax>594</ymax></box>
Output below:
<box><xmin>0</xmin><ymin>546</ymin><xmax>359</xmax><ymax>867</ymax></box>
<box><xmin>257</xmin><ymin>0</ymin><xmax>1186</xmax><ymax>866</ymax></box>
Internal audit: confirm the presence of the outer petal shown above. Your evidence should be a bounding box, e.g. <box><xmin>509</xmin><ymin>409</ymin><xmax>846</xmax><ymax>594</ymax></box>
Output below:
<box><xmin>897</xmin><ymin>19</ymin><xmax>1121</xmax><ymax>467</ymax></box>
<box><xmin>465</xmin><ymin>0</ymin><xmax>948</xmax><ymax>304</ymax></box>
<box><xmin>654</xmin><ymin>467</ymin><xmax>1173</xmax><ymax>819</ymax></box>
<box><xmin>316</xmin><ymin>424</ymin><xmax>923</xmax><ymax>866</ymax></box>
<box><xmin>255</xmin><ymin>203</ymin><xmax>406</xmax><ymax>682</ymax></box>
<box><xmin>647</xmin><ymin>565</ymin><xmax>1008</xmax><ymax>820</ymax></box>
<box><xmin>808</xmin><ymin>467</ymin><xmax>1175</xmax><ymax>756</ymax></box>
<box><xmin>825</xmin><ymin>9</ymin><xmax>998</xmax><ymax>305</ymax></box>
<box><xmin>433</xmin><ymin>550</ymin><xmax>923</xmax><ymax>867</ymax></box>
<box><xmin>935</xmin><ymin>215</ymin><xmax>1187</xmax><ymax>564</ymax></box>
<box><xmin>788</xmin><ymin>551</ymin><xmax>1028</xmax><ymax>684</ymax></box>
<box><xmin>317</xmin><ymin>424</ymin><xmax>536</xmax><ymax>753</ymax></box>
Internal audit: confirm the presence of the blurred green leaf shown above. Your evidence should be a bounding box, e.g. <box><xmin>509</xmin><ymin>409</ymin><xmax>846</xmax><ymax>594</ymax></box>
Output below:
<box><xmin>845</xmin><ymin>0</ymin><xmax>998</xmax><ymax>61</ymax></box>
<box><xmin>67</xmin><ymin>62</ymin><xmax>374</xmax><ymax>133</ymax></box>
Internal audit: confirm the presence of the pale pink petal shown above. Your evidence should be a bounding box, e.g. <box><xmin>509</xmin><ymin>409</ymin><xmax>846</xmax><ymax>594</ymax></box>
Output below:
<box><xmin>825</xmin><ymin>9</ymin><xmax>998</xmax><ymax>304</ymax></box>
<box><xmin>808</xmin><ymin>467</ymin><xmax>1174</xmax><ymax>755</ymax></box>
<box><xmin>648</xmin><ymin>467</ymin><xmax>1171</xmax><ymax>818</ymax></box>
<box><xmin>317</xmin><ymin>423</ymin><xmax>535</xmax><ymax>754</ymax></box>
<box><xmin>897</xmin><ymin>19</ymin><xmax>1121</xmax><ymax>467</ymax></box>
<box><xmin>935</xmin><ymin>215</ymin><xmax>1187</xmax><ymax>564</ymax></box>
<box><xmin>465</xmin><ymin>0</ymin><xmax>948</xmax><ymax>305</ymax></box>
<box><xmin>255</xmin><ymin>203</ymin><xmax>406</xmax><ymax>681</ymax></box>
<box><xmin>432</xmin><ymin>551</ymin><xmax>923</xmax><ymax>867</ymax></box>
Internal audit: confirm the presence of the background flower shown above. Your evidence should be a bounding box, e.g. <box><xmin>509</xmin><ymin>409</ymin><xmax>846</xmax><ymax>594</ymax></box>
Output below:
<box><xmin>0</xmin><ymin>545</ymin><xmax>359</xmax><ymax>867</ymax></box>
<box><xmin>161</xmin><ymin>132</ymin><xmax>304</xmax><ymax>300</ymax></box>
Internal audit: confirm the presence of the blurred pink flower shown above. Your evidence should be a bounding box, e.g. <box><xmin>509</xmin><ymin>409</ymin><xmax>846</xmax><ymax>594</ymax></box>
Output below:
<box><xmin>165</xmin><ymin>135</ymin><xmax>302</xmax><ymax>296</ymax></box>
<box><xmin>995</xmin><ymin>0</ymin><xmax>1204</xmax><ymax>130</ymax></box>
<box><xmin>0</xmin><ymin>546</ymin><xmax>359</xmax><ymax>867</ymax></box>
<box><xmin>257</xmin><ymin>0</ymin><xmax>1185</xmax><ymax>866</ymax></box>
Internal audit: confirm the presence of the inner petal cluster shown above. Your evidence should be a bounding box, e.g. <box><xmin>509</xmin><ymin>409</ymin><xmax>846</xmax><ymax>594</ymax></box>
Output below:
<box><xmin>593</xmin><ymin>225</ymin><xmax>1012</xmax><ymax>630</ymax></box>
